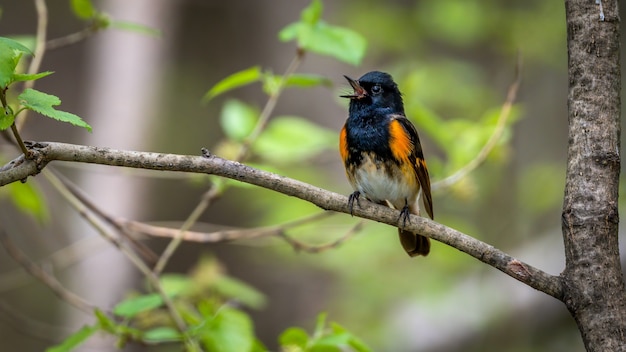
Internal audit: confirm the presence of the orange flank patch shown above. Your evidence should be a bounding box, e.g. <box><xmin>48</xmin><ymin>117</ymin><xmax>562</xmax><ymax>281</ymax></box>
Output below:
<box><xmin>388</xmin><ymin>119</ymin><xmax>414</xmax><ymax>163</ymax></box>
<box><xmin>339</xmin><ymin>126</ymin><xmax>349</xmax><ymax>164</ymax></box>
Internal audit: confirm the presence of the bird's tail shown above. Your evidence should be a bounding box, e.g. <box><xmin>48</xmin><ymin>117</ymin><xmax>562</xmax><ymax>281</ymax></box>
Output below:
<box><xmin>398</xmin><ymin>200</ymin><xmax>431</xmax><ymax>257</ymax></box>
<box><xmin>399</xmin><ymin>229</ymin><xmax>430</xmax><ymax>257</ymax></box>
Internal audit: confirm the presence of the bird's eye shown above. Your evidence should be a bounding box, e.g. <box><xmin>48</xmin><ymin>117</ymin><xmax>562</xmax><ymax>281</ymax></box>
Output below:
<box><xmin>371</xmin><ymin>84</ymin><xmax>382</xmax><ymax>95</ymax></box>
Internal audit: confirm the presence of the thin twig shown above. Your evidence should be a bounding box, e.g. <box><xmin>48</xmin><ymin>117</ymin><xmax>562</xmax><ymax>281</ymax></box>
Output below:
<box><xmin>236</xmin><ymin>48</ymin><xmax>305</xmax><ymax>161</ymax></box>
<box><xmin>124</xmin><ymin>211</ymin><xmax>333</xmax><ymax>243</ymax></box>
<box><xmin>42</xmin><ymin>169</ymin><xmax>194</xmax><ymax>342</ymax></box>
<box><xmin>46</xmin><ymin>26</ymin><xmax>97</xmax><ymax>50</ymax></box>
<box><xmin>278</xmin><ymin>220</ymin><xmax>365</xmax><ymax>253</ymax></box>
<box><xmin>0</xmin><ymin>142</ymin><xmax>564</xmax><ymax>299</ymax></box>
<box><xmin>432</xmin><ymin>55</ymin><xmax>522</xmax><ymax>191</ymax></box>
<box><xmin>153</xmin><ymin>48</ymin><xmax>306</xmax><ymax>275</ymax></box>
<box><xmin>152</xmin><ymin>186</ymin><xmax>221</xmax><ymax>275</ymax></box>
<box><xmin>15</xmin><ymin>0</ymin><xmax>48</xmax><ymax>131</ymax></box>
<box><xmin>0</xmin><ymin>301</ymin><xmax>77</xmax><ymax>343</ymax></box>
<box><xmin>51</xmin><ymin>169</ymin><xmax>159</xmax><ymax>264</ymax></box>
<box><xmin>0</xmin><ymin>236</ymin><xmax>108</xmax><ymax>293</ymax></box>
<box><xmin>0</xmin><ymin>231</ymin><xmax>96</xmax><ymax>314</ymax></box>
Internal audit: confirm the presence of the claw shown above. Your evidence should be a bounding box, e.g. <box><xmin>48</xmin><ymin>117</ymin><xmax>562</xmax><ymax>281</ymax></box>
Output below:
<box><xmin>348</xmin><ymin>191</ymin><xmax>361</xmax><ymax>216</ymax></box>
<box><xmin>399</xmin><ymin>204</ymin><xmax>411</xmax><ymax>229</ymax></box>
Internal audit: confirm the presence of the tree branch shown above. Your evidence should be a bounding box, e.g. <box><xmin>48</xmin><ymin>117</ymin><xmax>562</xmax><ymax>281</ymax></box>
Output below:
<box><xmin>562</xmin><ymin>0</ymin><xmax>626</xmax><ymax>350</ymax></box>
<box><xmin>0</xmin><ymin>231</ymin><xmax>96</xmax><ymax>314</ymax></box>
<box><xmin>0</xmin><ymin>141</ymin><xmax>564</xmax><ymax>298</ymax></box>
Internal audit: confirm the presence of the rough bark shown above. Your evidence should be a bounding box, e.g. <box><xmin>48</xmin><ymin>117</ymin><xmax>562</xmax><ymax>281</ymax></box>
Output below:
<box><xmin>562</xmin><ymin>0</ymin><xmax>626</xmax><ymax>350</ymax></box>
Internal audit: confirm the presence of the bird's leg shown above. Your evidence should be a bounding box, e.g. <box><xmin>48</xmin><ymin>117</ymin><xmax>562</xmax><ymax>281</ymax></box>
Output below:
<box><xmin>348</xmin><ymin>191</ymin><xmax>361</xmax><ymax>216</ymax></box>
<box><xmin>399</xmin><ymin>199</ymin><xmax>411</xmax><ymax>229</ymax></box>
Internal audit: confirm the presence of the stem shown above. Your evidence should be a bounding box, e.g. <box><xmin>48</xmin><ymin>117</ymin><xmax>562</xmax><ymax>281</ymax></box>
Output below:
<box><xmin>15</xmin><ymin>0</ymin><xmax>48</xmax><ymax>131</ymax></box>
<box><xmin>152</xmin><ymin>48</ymin><xmax>305</xmax><ymax>275</ymax></box>
<box><xmin>433</xmin><ymin>55</ymin><xmax>521</xmax><ymax>190</ymax></box>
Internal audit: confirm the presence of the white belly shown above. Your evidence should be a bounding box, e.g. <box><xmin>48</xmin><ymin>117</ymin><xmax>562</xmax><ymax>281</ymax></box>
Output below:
<box><xmin>354</xmin><ymin>165</ymin><xmax>414</xmax><ymax>209</ymax></box>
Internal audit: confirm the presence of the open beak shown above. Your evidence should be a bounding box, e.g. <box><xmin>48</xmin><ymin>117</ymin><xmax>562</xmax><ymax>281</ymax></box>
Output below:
<box><xmin>340</xmin><ymin>75</ymin><xmax>366</xmax><ymax>99</ymax></box>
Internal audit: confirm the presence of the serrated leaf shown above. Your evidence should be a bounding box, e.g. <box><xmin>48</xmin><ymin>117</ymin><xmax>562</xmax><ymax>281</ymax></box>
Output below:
<box><xmin>214</xmin><ymin>276</ymin><xmax>267</xmax><ymax>309</ymax></box>
<box><xmin>0</xmin><ymin>37</ymin><xmax>32</xmax><ymax>55</ymax></box>
<box><xmin>70</xmin><ymin>0</ymin><xmax>96</xmax><ymax>19</ymax></box>
<box><xmin>143</xmin><ymin>327</ymin><xmax>182</xmax><ymax>343</ymax></box>
<box><xmin>279</xmin><ymin>327</ymin><xmax>309</xmax><ymax>348</ymax></box>
<box><xmin>113</xmin><ymin>294</ymin><xmax>164</xmax><ymax>318</ymax></box>
<box><xmin>254</xmin><ymin>116</ymin><xmax>336</xmax><ymax>163</ymax></box>
<box><xmin>204</xmin><ymin>66</ymin><xmax>262</xmax><ymax>101</ymax></box>
<box><xmin>0</xmin><ymin>37</ymin><xmax>28</xmax><ymax>88</ymax></box>
<box><xmin>18</xmin><ymin>88</ymin><xmax>92</xmax><ymax>131</ymax></box>
<box><xmin>7</xmin><ymin>180</ymin><xmax>49</xmax><ymax>222</ymax></box>
<box><xmin>200</xmin><ymin>308</ymin><xmax>254</xmax><ymax>352</ymax></box>
<box><xmin>11</xmin><ymin>71</ymin><xmax>54</xmax><ymax>83</ymax></box>
<box><xmin>219</xmin><ymin>99</ymin><xmax>258</xmax><ymax>141</ymax></box>
<box><xmin>111</xmin><ymin>20</ymin><xmax>161</xmax><ymax>37</ymax></box>
<box><xmin>45</xmin><ymin>325</ymin><xmax>99</xmax><ymax>352</ymax></box>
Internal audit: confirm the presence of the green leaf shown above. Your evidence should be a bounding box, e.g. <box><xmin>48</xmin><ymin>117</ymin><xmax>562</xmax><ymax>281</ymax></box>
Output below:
<box><xmin>18</xmin><ymin>88</ymin><xmax>92</xmax><ymax>131</ymax></box>
<box><xmin>6</xmin><ymin>181</ymin><xmax>49</xmax><ymax>222</ymax></box>
<box><xmin>199</xmin><ymin>308</ymin><xmax>255</xmax><ymax>352</ymax></box>
<box><xmin>279</xmin><ymin>327</ymin><xmax>309</xmax><ymax>348</ymax></box>
<box><xmin>278</xmin><ymin>23</ymin><xmax>300</xmax><ymax>42</ymax></box>
<box><xmin>70</xmin><ymin>0</ymin><xmax>96</xmax><ymax>19</ymax></box>
<box><xmin>143</xmin><ymin>327</ymin><xmax>182</xmax><ymax>343</ymax></box>
<box><xmin>94</xmin><ymin>309</ymin><xmax>117</xmax><ymax>333</ymax></box>
<box><xmin>214</xmin><ymin>276</ymin><xmax>267</xmax><ymax>309</ymax></box>
<box><xmin>219</xmin><ymin>99</ymin><xmax>258</xmax><ymax>141</ymax></box>
<box><xmin>111</xmin><ymin>20</ymin><xmax>161</xmax><ymax>37</ymax></box>
<box><xmin>254</xmin><ymin>116</ymin><xmax>336</xmax><ymax>163</ymax></box>
<box><xmin>160</xmin><ymin>274</ymin><xmax>193</xmax><ymax>296</ymax></box>
<box><xmin>285</xmin><ymin>74</ymin><xmax>332</xmax><ymax>88</ymax></box>
<box><xmin>309</xmin><ymin>344</ymin><xmax>342</xmax><ymax>352</ymax></box>
<box><xmin>301</xmin><ymin>0</ymin><xmax>323</xmax><ymax>25</ymax></box>
<box><xmin>0</xmin><ymin>37</ymin><xmax>32</xmax><ymax>55</ymax></box>
<box><xmin>113</xmin><ymin>293</ymin><xmax>164</xmax><ymax>318</ymax></box>
<box><xmin>0</xmin><ymin>110</ymin><xmax>14</xmax><ymax>130</ymax></box>
<box><xmin>11</xmin><ymin>71</ymin><xmax>54</xmax><ymax>83</ymax></box>
<box><xmin>278</xmin><ymin>3</ymin><xmax>367</xmax><ymax>66</ymax></box>
<box><xmin>330</xmin><ymin>323</ymin><xmax>372</xmax><ymax>352</ymax></box>
<box><xmin>313</xmin><ymin>312</ymin><xmax>328</xmax><ymax>339</ymax></box>
<box><xmin>304</xmin><ymin>22</ymin><xmax>367</xmax><ymax>66</ymax></box>
<box><xmin>204</xmin><ymin>66</ymin><xmax>262</xmax><ymax>101</ymax></box>
<box><xmin>46</xmin><ymin>325</ymin><xmax>99</xmax><ymax>352</ymax></box>
<box><xmin>0</xmin><ymin>37</ymin><xmax>31</xmax><ymax>88</ymax></box>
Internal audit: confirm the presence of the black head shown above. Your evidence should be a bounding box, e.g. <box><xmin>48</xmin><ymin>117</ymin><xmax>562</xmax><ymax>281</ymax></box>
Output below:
<box><xmin>341</xmin><ymin>71</ymin><xmax>404</xmax><ymax>113</ymax></box>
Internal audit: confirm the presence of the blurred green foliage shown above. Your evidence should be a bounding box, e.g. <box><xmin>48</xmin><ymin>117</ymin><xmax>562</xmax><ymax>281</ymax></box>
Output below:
<box><xmin>1</xmin><ymin>0</ymin><xmax>581</xmax><ymax>351</ymax></box>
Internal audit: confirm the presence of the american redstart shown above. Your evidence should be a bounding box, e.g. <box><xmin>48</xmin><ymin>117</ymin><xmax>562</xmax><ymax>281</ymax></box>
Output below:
<box><xmin>339</xmin><ymin>71</ymin><xmax>434</xmax><ymax>256</ymax></box>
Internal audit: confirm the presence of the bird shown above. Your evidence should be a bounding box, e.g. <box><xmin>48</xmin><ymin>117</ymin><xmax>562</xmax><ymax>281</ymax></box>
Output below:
<box><xmin>339</xmin><ymin>71</ymin><xmax>434</xmax><ymax>257</ymax></box>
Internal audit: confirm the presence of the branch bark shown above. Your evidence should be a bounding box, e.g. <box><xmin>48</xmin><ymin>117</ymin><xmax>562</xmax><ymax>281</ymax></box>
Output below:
<box><xmin>562</xmin><ymin>0</ymin><xmax>626</xmax><ymax>350</ymax></box>
<box><xmin>0</xmin><ymin>141</ymin><xmax>563</xmax><ymax>298</ymax></box>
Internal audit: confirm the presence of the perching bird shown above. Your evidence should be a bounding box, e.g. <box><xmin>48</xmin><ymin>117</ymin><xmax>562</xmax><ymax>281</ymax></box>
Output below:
<box><xmin>339</xmin><ymin>71</ymin><xmax>434</xmax><ymax>256</ymax></box>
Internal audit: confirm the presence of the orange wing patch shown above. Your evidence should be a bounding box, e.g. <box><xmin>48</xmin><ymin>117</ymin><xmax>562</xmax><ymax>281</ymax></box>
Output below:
<box><xmin>388</xmin><ymin>119</ymin><xmax>414</xmax><ymax>163</ymax></box>
<box><xmin>339</xmin><ymin>125</ymin><xmax>349</xmax><ymax>164</ymax></box>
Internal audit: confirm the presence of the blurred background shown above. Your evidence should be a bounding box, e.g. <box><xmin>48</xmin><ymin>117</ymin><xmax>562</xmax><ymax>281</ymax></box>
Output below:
<box><xmin>0</xmin><ymin>0</ymin><xmax>624</xmax><ymax>351</ymax></box>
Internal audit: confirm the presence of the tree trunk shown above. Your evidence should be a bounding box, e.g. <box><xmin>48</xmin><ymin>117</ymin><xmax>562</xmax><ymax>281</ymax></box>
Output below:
<box><xmin>562</xmin><ymin>0</ymin><xmax>626</xmax><ymax>350</ymax></box>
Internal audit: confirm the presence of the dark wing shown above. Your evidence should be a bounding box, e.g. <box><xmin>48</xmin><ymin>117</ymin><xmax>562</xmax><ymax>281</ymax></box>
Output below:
<box><xmin>392</xmin><ymin>115</ymin><xmax>434</xmax><ymax>219</ymax></box>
